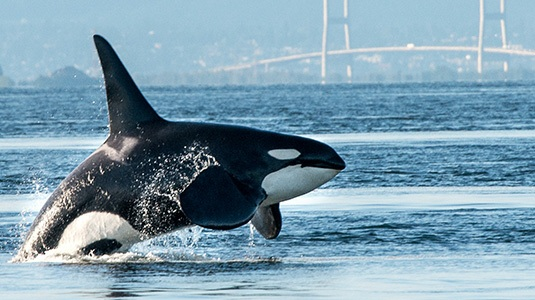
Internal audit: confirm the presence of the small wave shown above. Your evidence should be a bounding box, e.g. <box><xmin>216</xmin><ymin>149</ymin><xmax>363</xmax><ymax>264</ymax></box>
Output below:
<box><xmin>0</xmin><ymin>137</ymin><xmax>104</xmax><ymax>150</ymax></box>
<box><xmin>304</xmin><ymin>130</ymin><xmax>535</xmax><ymax>144</ymax></box>
<box><xmin>23</xmin><ymin>251</ymin><xmax>163</xmax><ymax>264</ymax></box>
<box><xmin>2</xmin><ymin>130</ymin><xmax>533</xmax><ymax>150</ymax></box>
<box><xmin>283</xmin><ymin>186</ymin><xmax>535</xmax><ymax>210</ymax></box>
<box><xmin>16</xmin><ymin>249</ymin><xmax>281</xmax><ymax>265</ymax></box>
<box><xmin>10</xmin><ymin>224</ymin><xmax>278</xmax><ymax>265</ymax></box>
<box><xmin>5</xmin><ymin>186</ymin><xmax>535</xmax><ymax>214</ymax></box>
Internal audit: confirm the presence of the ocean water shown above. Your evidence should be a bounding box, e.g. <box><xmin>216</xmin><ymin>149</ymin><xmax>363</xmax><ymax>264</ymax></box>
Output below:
<box><xmin>1</xmin><ymin>82</ymin><xmax>535</xmax><ymax>299</ymax></box>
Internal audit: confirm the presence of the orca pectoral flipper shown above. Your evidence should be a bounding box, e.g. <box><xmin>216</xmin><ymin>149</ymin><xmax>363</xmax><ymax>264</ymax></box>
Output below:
<box><xmin>251</xmin><ymin>204</ymin><xmax>282</xmax><ymax>239</ymax></box>
<box><xmin>179</xmin><ymin>166</ymin><xmax>259</xmax><ymax>230</ymax></box>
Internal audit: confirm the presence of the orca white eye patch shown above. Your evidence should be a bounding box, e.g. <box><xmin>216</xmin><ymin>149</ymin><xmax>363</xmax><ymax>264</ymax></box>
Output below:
<box><xmin>268</xmin><ymin>149</ymin><xmax>301</xmax><ymax>160</ymax></box>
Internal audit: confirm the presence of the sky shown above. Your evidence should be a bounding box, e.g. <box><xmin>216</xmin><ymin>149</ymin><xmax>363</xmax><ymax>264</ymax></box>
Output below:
<box><xmin>1</xmin><ymin>0</ymin><xmax>535</xmax><ymax>82</ymax></box>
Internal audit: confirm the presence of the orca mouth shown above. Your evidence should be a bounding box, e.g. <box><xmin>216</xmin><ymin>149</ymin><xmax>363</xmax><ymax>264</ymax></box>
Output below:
<box><xmin>296</xmin><ymin>155</ymin><xmax>346</xmax><ymax>171</ymax></box>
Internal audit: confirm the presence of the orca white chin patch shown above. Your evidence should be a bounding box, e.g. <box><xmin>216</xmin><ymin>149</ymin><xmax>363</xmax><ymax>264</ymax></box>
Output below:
<box><xmin>268</xmin><ymin>149</ymin><xmax>301</xmax><ymax>160</ymax></box>
<box><xmin>54</xmin><ymin>212</ymin><xmax>141</xmax><ymax>255</ymax></box>
<box><xmin>261</xmin><ymin>165</ymin><xmax>340</xmax><ymax>206</ymax></box>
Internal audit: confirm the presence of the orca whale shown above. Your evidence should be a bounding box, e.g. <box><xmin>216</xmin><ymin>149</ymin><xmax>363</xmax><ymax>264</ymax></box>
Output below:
<box><xmin>14</xmin><ymin>35</ymin><xmax>345</xmax><ymax>261</ymax></box>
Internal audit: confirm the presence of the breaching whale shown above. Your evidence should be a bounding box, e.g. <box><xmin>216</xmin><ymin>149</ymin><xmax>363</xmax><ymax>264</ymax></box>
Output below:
<box><xmin>14</xmin><ymin>35</ymin><xmax>345</xmax><ymax>261</ymax></box>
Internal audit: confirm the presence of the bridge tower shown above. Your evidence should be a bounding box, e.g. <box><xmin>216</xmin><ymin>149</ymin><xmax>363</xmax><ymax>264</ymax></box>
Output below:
<box><xmin>321</xmin><ymin>0</ymin><xmax>352</xmax><ymax>83</ymax></box>
<box><xmin>478</xmin><ymin>0</ymin><xmax>508</xmax><ymax>74</ymax></box>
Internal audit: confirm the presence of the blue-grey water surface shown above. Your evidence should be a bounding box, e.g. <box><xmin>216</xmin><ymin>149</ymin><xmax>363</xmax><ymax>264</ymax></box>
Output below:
<box><xmin>1</xmin><ymin>82</ymin><xmax>535</xmax><ymax>299</ymax></box>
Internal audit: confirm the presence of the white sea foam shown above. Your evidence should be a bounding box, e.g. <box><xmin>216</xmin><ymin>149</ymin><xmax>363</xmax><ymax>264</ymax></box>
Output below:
<box><xmin>0</xmin><ymin>136</ymin><xmax>104</xmax><ymax>150</ymax></box>
<box><xmin>5</xmin><ymin>186</ymin><xmax>535</xmax><ymax>214</ymax></box>
<box><xmin>284</xmin><ymin>186</ymin><xmax>535</xmax><ymax>210</ymax></box>
<box><xmin>305</xmin><ymin>130</ymin><xmax>535</xmax><ymax>144</ymax></box>
<box><xmin>2</xmin><ymin>130</ymin><xmax>534</xmax><ymax>150</ymax></box>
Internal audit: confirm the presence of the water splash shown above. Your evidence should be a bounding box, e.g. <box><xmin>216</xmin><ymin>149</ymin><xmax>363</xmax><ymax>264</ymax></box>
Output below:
<box><xmin>11</xmin><ymin>177</ymin><xmax>50</xmax><ymax>256</ymax></box>
<box><xmin>248</xmin><ymin>222</ymin><xmax>256</xmax><ymax>248</ymax></box>
<box><xmin>138</xmin><ymin>141</ymin><xmax>219</xmax><ymax>195</ymax></box>
<box><xmin>244</xmin><ymin>223</ymin><xmax>260</xmax><ymax>260</ymax></box>
<box><xmin>134</xmin><ymin>141</ymin><xmax>219</xmax><ymax>236</ymax></box>
<box><xmin>14</xmin><ymin>141</ymin><xmax>220</xmax><ymax>262</ymax></box>
<box><xmin>26</xmin><ymin>250</ymin><xmax>165</xmax><ymax>264</ymax></box>
<box><xmin>132</xmin><ymin>226</ymin><xmax>206</xmax><ymax>261</ymax></box>
<box><xmin>11</xmin><ymin>226</ymin><xmax>204</xmax><ymax>264</ymax></box>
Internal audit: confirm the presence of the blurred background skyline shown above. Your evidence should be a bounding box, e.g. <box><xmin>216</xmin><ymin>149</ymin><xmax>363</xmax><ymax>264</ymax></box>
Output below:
<box><xmin>1</xmin><ymin>0</ymin><xmax>535</xmax><ymax>86</ymax></box>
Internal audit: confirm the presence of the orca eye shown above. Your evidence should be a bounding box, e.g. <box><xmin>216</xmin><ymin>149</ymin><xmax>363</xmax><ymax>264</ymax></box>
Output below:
<box><xmin>267</xmin><ymin>149</ymin><xmax>301</xmax><ymax>160</ymax></box>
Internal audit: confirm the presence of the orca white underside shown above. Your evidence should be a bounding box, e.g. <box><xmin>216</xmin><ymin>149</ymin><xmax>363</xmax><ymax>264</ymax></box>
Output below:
<box><xmin>53</xmin><ymin>212</ymin><xmax>142</xmax><ymax>255</ymax></box>
<box><xmin>261</xmin><ymin>165</ymin><xmax>341</xmax><ymax>207</ymax></box>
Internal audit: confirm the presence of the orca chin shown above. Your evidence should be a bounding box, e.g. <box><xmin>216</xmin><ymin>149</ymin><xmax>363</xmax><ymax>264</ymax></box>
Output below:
<box><xmin>261</xmin><ymin>165</ymin><xmax>342</xmax><ymax>207</ymax></box>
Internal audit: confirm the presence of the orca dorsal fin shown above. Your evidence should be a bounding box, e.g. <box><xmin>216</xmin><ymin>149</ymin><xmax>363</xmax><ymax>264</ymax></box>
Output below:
<box><xmin>93</xmin><ymin>35</ymin><xmax>163</xmax><ymax>135</ymax></box>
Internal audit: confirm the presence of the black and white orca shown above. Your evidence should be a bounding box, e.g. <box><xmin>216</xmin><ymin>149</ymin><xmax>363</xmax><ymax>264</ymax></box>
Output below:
<box><xmin>15</xmin><ymin>35</ymin><xmax>345</xmax><ymax>261</ymax></box>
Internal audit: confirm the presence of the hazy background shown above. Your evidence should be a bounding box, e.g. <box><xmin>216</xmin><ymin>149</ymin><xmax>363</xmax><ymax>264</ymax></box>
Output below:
<box><xmin>1</xmin><ymin>0</ymin><xmax>535</xmax><ymax>85</ymax></box>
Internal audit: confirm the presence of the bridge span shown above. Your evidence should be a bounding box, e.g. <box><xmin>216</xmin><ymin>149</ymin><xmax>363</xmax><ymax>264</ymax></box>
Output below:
<box><xmin>213</xmin><ymin>0</ymin><xmax>535</xmax><ymax>81</ymax></box>
<box><xmin>213</xmin><ymin>46</ymin><xmax>535</xmax><ymax>73</ymax></box>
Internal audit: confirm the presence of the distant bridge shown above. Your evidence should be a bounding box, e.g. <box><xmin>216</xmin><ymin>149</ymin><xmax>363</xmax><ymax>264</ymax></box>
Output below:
<box><xmin>212</xmin><ymin>46</ymin><xmax>535</xmax><ymax>72</ymax></box>
<box><xmin>212</xmin><ymin>0</ymin><xmax>535</xmax><ymax>82</ymax></box>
